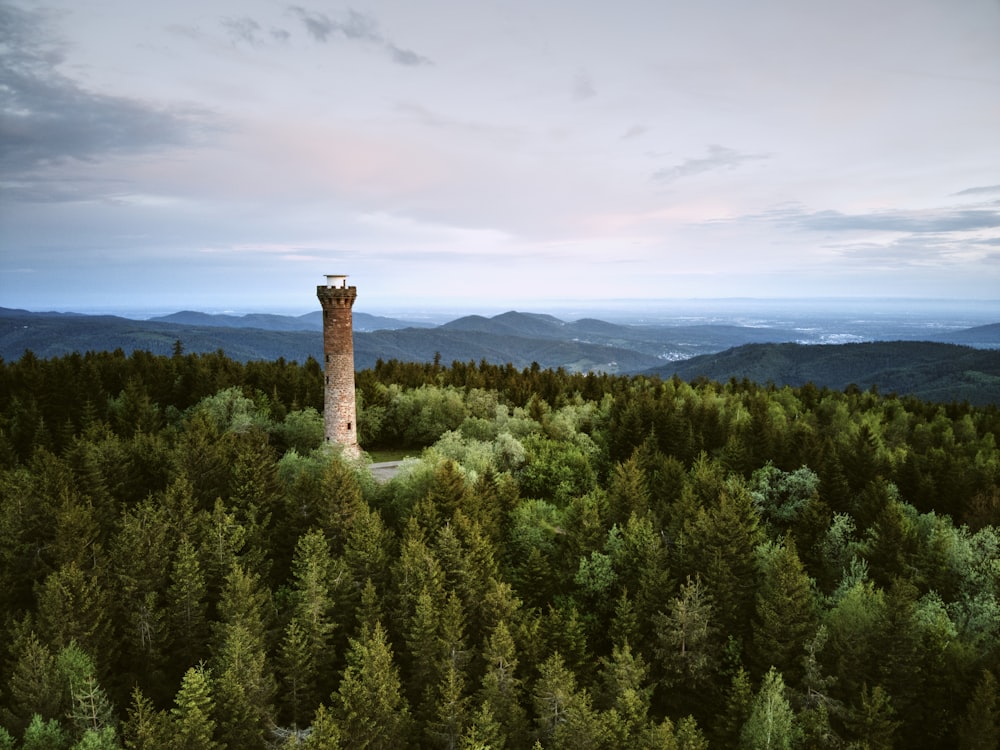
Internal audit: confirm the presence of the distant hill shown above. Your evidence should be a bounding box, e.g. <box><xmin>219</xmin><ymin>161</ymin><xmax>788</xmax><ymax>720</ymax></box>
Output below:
<box><xmin>442</xmin><ymin>311</ymin><xmax>568</xmax><ymax>338</ymax></box>
<box><xmin>0</xmin><ymin>308</ymin><xmax>323</xmax><ymax>362</ymax></box>
<box><xmin>927</xmin><ymin>322</ymin><xmax>1000</xmax><ymax>348</ymax></box>
<box><xmin>355</xmin><ymin>327</ymin><xmax>661</xmax><ymax>374</ymax></box>
<box><xmin>150</xmin><ymin>310</ymin><xmax>427</xmax><ymax>332</ymax></box>
<box><xmin>0</xmin><ymin>308</ymin><xmax>655</xmax><ymax>373</ymax></box>
<box><xmin>650</xmin><ymin>341</ymin><xmax>1000</xmax><ymax>406</ymax></box>
<box><xmin>3</xmin><ymin>307</ymin><xmax>1000</xmax><ymax>403</ymax></box>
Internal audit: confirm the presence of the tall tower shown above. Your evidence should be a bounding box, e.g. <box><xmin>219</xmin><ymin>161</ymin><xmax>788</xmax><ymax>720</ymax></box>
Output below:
<box><xmin>317</xmin><ymin>274</ymin><xmax>360</xmax><ymax>458</ymax></box>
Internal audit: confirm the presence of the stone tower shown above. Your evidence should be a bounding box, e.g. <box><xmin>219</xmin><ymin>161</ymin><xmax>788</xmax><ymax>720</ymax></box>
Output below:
<box><xmin>317</xmin><ymin>274</ymin><xmax>360</xmax><ymax>458</ymax></box>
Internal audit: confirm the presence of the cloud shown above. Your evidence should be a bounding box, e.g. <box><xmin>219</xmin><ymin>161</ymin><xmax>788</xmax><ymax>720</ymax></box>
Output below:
<box><xmin>735</xmin><ymin>202</ymin><xmax>1000</xmax><ymax>274</ymax></box>
<box><xmin>221</xmin><ymin>16</ymin><xmax>263</xmax><ymax>46</ymax></box>
<box><xmin>620</xmin><ymin>125</ymin><xmax>647</xmax><ymax>140</ymax></box>
<box><xmin>289</xmin><ymin>7</ymin><xmax>376</xmax><ymax>42</ymax></box>
<box><xmin>652</xmin><ymin>144</ymin><xmax>769</xmax><ymax>182</ymax></box>
<box><xmin>394</xmin><ymin>101</ymin><xmax>522</xmax><ymax>144</ymax></box>
<box><xmin>220</xmin><ymin>15</ymin><xmax>291</xmax><ymax>46</ymax></box>
<box><xmin>388</xmin><ymin>44</ymin><xmax>432</xmax><ymax>67</ymax></box>
<box><xmin>827</xmin><ymin>234</ymin><xmax>998</xmax><ymax>269</ymax></box>
<box><xmin>0</xmin><ymin>3</ymin><xmax>216</xmax><ymax>176</ymax></box>
<box><xmin>792</xmin><ymin>207</ymin><xmax>1000</xmax><ymax>234</ymax></box>
<box><xmin>953</xmin><ymin>184</ymin><xmax>1000</xmax><ymax>197</ymax></box>
<box><xmin>288</xmin><ymin>5</ymin><xmax>431</xmax><ymax>65</ymax></box>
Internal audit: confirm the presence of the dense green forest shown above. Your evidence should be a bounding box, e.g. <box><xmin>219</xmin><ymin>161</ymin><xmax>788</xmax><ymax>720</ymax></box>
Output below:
<box><xmin>1</xmin><ymin>346</ymin><xmax>999</xmax><ymax>749</ymax></box>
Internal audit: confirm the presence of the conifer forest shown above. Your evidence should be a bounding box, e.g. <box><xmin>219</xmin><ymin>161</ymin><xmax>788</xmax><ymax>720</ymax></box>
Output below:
<box><xmin>1</xmin><ymin>347</ymin><xmax>999</xmax><ymax>749</ymax></box>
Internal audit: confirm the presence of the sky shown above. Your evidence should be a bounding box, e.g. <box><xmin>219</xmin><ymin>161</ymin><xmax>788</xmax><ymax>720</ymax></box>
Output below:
<box><xmin>2</xmin><ymin>0</ymin><xmax>1000</xmax><ymax>316</ymax></box>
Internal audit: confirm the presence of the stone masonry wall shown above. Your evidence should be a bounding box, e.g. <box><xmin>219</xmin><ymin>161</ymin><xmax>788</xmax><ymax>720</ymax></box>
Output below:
<box><xmin>316</xmin><ymin>284</ymin><xmax>360</xmax><ymax>458</ymax></box>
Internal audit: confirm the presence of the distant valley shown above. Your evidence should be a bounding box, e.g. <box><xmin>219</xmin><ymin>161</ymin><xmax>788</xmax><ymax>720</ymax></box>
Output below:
<box><xmin>2</xmin><ymin>306</ymin><xmax>999</xmax><ymax>404</ymax></box>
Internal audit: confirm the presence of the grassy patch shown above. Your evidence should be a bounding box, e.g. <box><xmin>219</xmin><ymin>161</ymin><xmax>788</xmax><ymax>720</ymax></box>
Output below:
<box><xmin>366</xmin><ymin>447</ymin><xmax>419</xmax><ymax>462</ymax></box>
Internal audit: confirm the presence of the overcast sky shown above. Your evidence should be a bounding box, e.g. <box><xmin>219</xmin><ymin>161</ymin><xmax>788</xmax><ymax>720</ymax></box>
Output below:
<box><xmin>2</xmin><ymin>0</ymin><xmax>999</xmax><ymax>315</ymax></box>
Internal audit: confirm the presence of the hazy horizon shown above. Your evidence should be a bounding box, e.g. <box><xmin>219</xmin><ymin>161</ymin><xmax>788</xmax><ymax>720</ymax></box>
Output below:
<box><xmin>11</xmin><ymin>295</ymin><xmax>999</xmax><ymax>330</ymax></box>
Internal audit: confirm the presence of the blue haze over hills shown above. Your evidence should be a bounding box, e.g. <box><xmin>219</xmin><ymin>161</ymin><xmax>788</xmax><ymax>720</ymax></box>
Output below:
<box><xmin>81</xmin><ymin>297</ymin><xmax>1000</xmax><ymax>341</ymax></box>
<box><xmin>151</xmin><ymin>298</ymin><xmax>999</xmax><ymax>350</ymax></box>
<box><xmin>3</xmin><ymin>297</ymin><xmax>999</xmax><ymax>404</ymax></box>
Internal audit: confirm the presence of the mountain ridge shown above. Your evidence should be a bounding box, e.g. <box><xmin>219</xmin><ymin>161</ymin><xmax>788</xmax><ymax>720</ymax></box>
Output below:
<box><xmin>149</xmin><ymin>309</ymin><xmax>429</xmax><ymax>332</ymax></box>
<box><xmin>652</xmin><ymin>341</ymin><xmax>1000</xmax><ymax>406</ymax></box>
<box><xmin>2</xmin><ymin>307</ymin><xmax>999</xmax><ymax>404</ymax></box>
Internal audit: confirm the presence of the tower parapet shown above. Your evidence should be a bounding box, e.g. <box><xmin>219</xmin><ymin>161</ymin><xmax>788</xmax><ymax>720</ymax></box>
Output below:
<box><xmin>317</xmin><ymin>274</ymin><xmax>360</xmax><ymax>458</ymax></box>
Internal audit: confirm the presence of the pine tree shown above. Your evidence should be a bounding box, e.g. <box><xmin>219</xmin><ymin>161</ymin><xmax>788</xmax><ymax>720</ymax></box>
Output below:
<box><xmin>35</xmin><ymin>562</ymin><xmax>113</xmax><ymax>671</ymax></box>
<box><xmin>713</xmin><ymin>666</ymin><xmax>753</xmax><ymax>748</ymax></box>
<box><xmin>2</xmin><ymin>629</ymin><xmax>62</xmax><ymax>735</ymax></box>
<box><xmin>608</xmin><ymin>455</ymin><xmax>651</xmax><ymax>527</ymax></box>
<box><xmin>958</xmin><ymin>669</ymin><xmax>1000</xmax><ymax>750</ymax></box>
<box><xmin>532</xmin><ymin>652</ymin><xmax>605</xmax><ymax>750</ymax></box>
<box><xmin>333</xmin><ymin>621</ymin><xmax>411</xmax><ymax>749</ymax></box>
<box><xmin>608</xmin><ymin>513</ymin><xmax>670</xmax><ymax>630</ymax></box>
<box><xmin>822</xmin><ymin>579</ymin><xmax>886</xmax><ymax>702</ymax></box>
<box><xmin>598</xmin><ymin>641</ymin><xmax>654</xmax><ymax>746</ymax></box>
<box><xmin>795</xmin><ymin>626</ymin><xmax>843</xmax><ymax>749</ymax></box>
<box><xmin>315</xmin><ymin>453</ymin><xmax>366</xmax><ymax>554</ymax></box>
<box><xmin>424</xmin><ymin>459</ymin><xmax>473</xmax><ymax>525</ymax></box>
<box><xmin>300</xmin><ymin>703</ymin><xmax>341</xmax><ymax>749</ymax></box>
<box><xmin>122</xmin><ymin>687</ymin><xmax>170</xmax><ymax>750</ymax></box>
<box><xmin>342</xmin><ymin>502</ymin><xmax>394</xmax><ymax>595</ymax></box>
<box><xmin>226</xmin><ymin>427</ymin><xmax>278</xmax><ymax>570</ymax></box>
<box><xmin>478</xmin><ymin>620</ymin><xmax>530</xmax><ymax>748</ymax></box>
<box><xmin>213</xmin><ymin>563</ymin><xmax>272</xmax><ymax>657</ymax></box>
<box><xmin>675</xmin><ymin>715</ymin><xmax>709</xmax><ymax>750</ymax></box>
<box><xmin>161</xmin><ymin>476</ymin><xmax>202</xmax><ymax>544</ymax></box>
<box><xmin>169</xmin><ymin>665</ymin><xmax>217</xmax><ymax>750</ymax></box>
<box><xmin>277</xmin><ymin>617</ymin><xmax>314</xmax><ymax>730</ymax></box>
<box><xmin>610</xmin><ymin>589</ymin><xmax>640</xmax><ymax>651</ymax></box>
<box><xmin>171</xmin><ymin>411</ymin><xmax>231</xmax><ymax>511</ymax></box>
<box><xmin>541</xmin><ymin>602</ymin><xmax>591</xmax><ymax>686</ymax></box>
<box><xmin>212</xmin><ymin>562</ymin><xmax>275</xmax><ymax>750</ymax></box>
<box><xmin>57</xmin><ymin>643</ymin><xmax>115</xmax><ymax>742</ymax></box>
<box><xmin>204</xmin><ymin>499</ymin><xmax>248</xmax><ymax>590</ymax></box>
<box><xmin>212</xmin><ymin>622</ymin><xmax>274</xmax><ymax>750</ymax></box>
<box><xmin>406</xmin><ymin>586</ymin><xmax>447</xmax><ymax>718</ymax></box>
<box><xmin>355</xmin><ymin>578</ymin><xmax>384</xmax><ymax>638</ymax></box>
<box><xmin>437</xmin><ymin>511</ymin><xmax>501</xmax><ymax>649</ymax></box>
<box><xmin>21</xmin><ymin>714</ymin><xmax>69</xmax><ymax>750</ymax></box>
<box><xmin>843</xmin><ymin>684</ymin><xmax>900</xmax><ymax>750</ymax></box>
<box><xmin>392</xmin><ymin>517</ymin><xmax>445</xmax><ymax>622</ymax></box>
<box><xmin>655</xmin><ymin>575</ymin><xmax>717</xmax><ymax>685</ymax></box>
<box><xmin>51</xmin><ymin>484</ymin><xmax>104</xmax><ymax>575</ymax></box>
<box><xmin>427</xmin><ymin>652</ymin><xmax>471</xmax><ymax>750</ymax></box>
<box><xmin>460</xmin><ymin>702</ymin><xmax>505</xmax><ymax>750</ymax></box>
<box><xmin>110</xmin><ymin>497</ymin><xmax>172</xmax><ymax>697</ymax></box>
<box><xmin>165</xmin><ymin>538</ymin><xmax>210</xmax><ymax>677</ymax></box>
<box><xmin>749</xmin><ymin>539</ymin><xmax>817</xmax><ymax>684</ymax></box>
<box><xmin>676</xmin><ymin>478</ymin><xmax>763</xmax><ymax>644</ymax></box>
<box><xmin>283</xmin><ymin>529</ymin><xmax>337</xmax><ymax>705</ymax></box>
<box><xmin>70</xmin><ymin>726</ymin><xmax>118</xmax><ymax>749</ymax></box>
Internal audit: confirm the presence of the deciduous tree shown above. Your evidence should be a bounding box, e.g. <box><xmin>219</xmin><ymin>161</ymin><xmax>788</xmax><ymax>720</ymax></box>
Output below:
<box><xmin>739</xmin><ymin>667</ymin><xmax>797</xmax><ymax>750</ymax></box>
